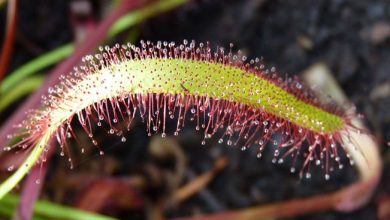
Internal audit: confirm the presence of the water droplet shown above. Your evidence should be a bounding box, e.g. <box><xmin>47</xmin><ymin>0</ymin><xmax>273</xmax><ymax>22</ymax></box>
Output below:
<box><xmin>161</xmin><ymin>133</ymin><xmax>166</xmax><ymax>138</ymax></box>
<box><xmin>201</xmin><ymin>140</ymin><xmax>206</xmax><ymax>145</ymax></box>
<box><xmin>257</xmin><ymin>153</ymin><xmax>262</xmax><ymax>158</ymax></box>
<box><xmin>191</xmin><ymin>108</ymin><xmax>196</xmax><ymax>114</ymax></box>
<box><xmin>109</xmin><ymin>129</ymin><xmax>115</xmax><ymax>134</ymax></box>
<box><xmin>218</xmin><ymin>139</ymin><xmax>223</xmax><ymax>144</ymax></box>
<box><xmin>174</xmin><ymin>131</ymin><xmax>179</xmax><ymax>136</ymax></box>
<box><xmin>7</xmin><ymin>166</ymin><xmax>14</xmax><ymax>172</ymax></box>
<box><xmin>316</xmin><ymin>160</ymin><xmax>321</xmax><ymax>166</ymax></box>
<box><xmin>325</xmin><ymin>174</ymin><xmax>330</xmax><ymax>180</ymax></box>
<box><xmin>121</xmin><ymin>137</ymin><xmax>127</xmax><ymax>142</ymax></box>
<box><xmin>290</xmin><ymin>167</ymin><xmax>296</xmax><ymax>173</ymax></box>
<box><xmin>99</xmin><ymin>151</ymin><xmax>104</xmax><ymax>155</ymax></box>
<box><xmin>227</xmin><ymin>140</ymin><xmax>233</xmax><ymax>146</ymax></box>
<box><xmin>35</xmin><ymin>179</ymin><xmax>41</xmax><ymax>184</ymax></box>
<box><xmin>278</xmin><ymin>158</ymin><xmax>284</xmax><ymax>164</ymax></box>
<box><xmin>305</xmin><ymin>172</ymin><xmax>311</xmax><ymax>179</ymax></box>
<box><xmin>241</xmin><ymin>146</ymin><xmax>246</xmax><ymax>151</ymax></box>
<box><xmin>153</xmin><ymin>126</ymin><xmax>158</xmax><ymax>131</ymax></box>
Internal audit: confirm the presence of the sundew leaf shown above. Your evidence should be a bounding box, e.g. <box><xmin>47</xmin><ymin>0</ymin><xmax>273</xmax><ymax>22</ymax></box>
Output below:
<box><xmin>0</xmin><ymin>40</ymin><xmax>362</xmax><ymax>198</ymax></box>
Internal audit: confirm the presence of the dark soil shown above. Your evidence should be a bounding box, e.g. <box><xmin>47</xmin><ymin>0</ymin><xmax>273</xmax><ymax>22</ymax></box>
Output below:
<box><xmin>1</xmin><ymin>0</ymin><xmax>389</xmax><ymax>219</ymax></box>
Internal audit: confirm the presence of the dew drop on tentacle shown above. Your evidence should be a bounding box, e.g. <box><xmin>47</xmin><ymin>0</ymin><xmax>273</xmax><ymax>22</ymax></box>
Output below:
<box><xmin>7</xmin><ymin>166</ymin><xmax>14</xmax><ymax>172</ymax></box>
<box><xmin>325</xmin><ymin>173</ymin><xmax>330</xmax><ymax>181</ymax></box>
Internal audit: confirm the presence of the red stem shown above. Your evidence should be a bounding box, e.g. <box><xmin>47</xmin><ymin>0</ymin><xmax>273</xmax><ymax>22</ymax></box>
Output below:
<box><xmin>174</xmin><ymin>178</ymin><xmax>378</xmax><ymax>220</ymax></box>
<box><xmin>0</xmin><ymin>0</ymin><xmax>18</xmax><ymax>82</ymax></box>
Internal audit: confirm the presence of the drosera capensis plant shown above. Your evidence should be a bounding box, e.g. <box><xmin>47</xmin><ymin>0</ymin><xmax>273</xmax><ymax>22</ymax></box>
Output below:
<box><xmin>0</xmin><ymin>40</ymin><xmax>364</xmax><ymax>199</ymax></box>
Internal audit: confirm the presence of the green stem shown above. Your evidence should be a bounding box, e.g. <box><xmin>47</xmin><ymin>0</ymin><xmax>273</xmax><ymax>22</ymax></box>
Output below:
<box><xmin>0</xmin><ymin>75</ymin><xmax>45</xmax><ymax>113</ymax></box>
<box><xmin>0</xmin><ymin>135</ymin><xmax>48</xmax><ymax>199</ymax></box>
<box><xmin>0</xmin><ymin>45</ymin><xmax>72</xmax><ymax>95</ymax></box>
<box><xmin>0</xmin><ymin>202</ymin><xmax>46</xmax><ymax>220</ymax></box>
<box><xmin>0</xmin><ymin>194</ymin><xmax>118</xmax><ymax>220</ymax></box>
<box><xmin>108</xmin><ymin>0</ymin><xmax>187</xmax><ymax>38</ymax></box>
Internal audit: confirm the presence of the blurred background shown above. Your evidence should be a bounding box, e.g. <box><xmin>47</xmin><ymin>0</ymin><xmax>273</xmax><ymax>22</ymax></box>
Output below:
<box><xmin>0</xmin><ymin>0</ymin><xmax>389</xmax><ymax>219</ymax></box>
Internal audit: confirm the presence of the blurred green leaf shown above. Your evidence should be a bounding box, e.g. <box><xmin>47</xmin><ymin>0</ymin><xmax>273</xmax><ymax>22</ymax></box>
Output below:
<box><xmin>0</xmin><ymin>194</ymin><xmax>118</xmax><ymax>220</ymax></box>
<box><xmin>0</xmin><ymin>75</ymin><xmax>45</xmax><ymax>113</ymax></box>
